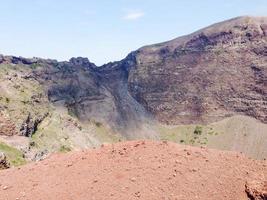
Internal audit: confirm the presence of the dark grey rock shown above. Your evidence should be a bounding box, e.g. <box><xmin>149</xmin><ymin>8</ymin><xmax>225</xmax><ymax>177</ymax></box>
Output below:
<box><xmin>20</xmin><ymin>112</ymin><xmax>49</xmax><ymax>137</ymax></box>
<box><xmin>0</xmin><ymin>152</ymin><xmax>10</xmax><ymax>170</ymax></box>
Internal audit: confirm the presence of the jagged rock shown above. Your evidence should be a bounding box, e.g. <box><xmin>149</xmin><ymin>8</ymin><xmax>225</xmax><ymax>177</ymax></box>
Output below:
<box><xmin>19</xmin><ymin>57</ymin><xmax>38</xmax><ymax>65</ymax></box>
<box><xmin>0</xmin><ymin>152</ymin><xmax>10</xmax><ymax>170</ymax></box>
<box><xmin>246</xmin><ymin>180</ymin><xmax>267</xmax><ymax>200</ymax></box>
<box><xmin>261</xmin><ymin>24</ymin><xmax>267</xmax><ymax>36</ymax></box>
<box><xmin>0</xmin><ymin>55</ymin><xmax>53</xmax><ymax>65</ymax></box>
<box><xmin>20</xmin><ymin>113</ymin><xmax>48</xmax><ymax>137</ymax></box>
<box><xmin>33</xmin><ymin>150</ymin><xmax>49</xmax><ymax>161</ymax></box>
<box><xmin>69</xmin><ymin>57</ymin><xmax>96</xmax><ymax>68</ymax></box>
<box><xmin>0</xmin><ymin>54</ymin><xmax>4</xmax><ymax>63</ymax></box>
<box><xmin>15</xmin><ymin>56</ymin><xmax>39</xmax><ymax>65</ymax></box>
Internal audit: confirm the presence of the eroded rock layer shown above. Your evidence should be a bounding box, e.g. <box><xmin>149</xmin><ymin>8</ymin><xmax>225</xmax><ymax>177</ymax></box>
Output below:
<box><xmin>127</xmin><ymin>16</ymin><xmax>267</xmax><ymax>124</ymax></box>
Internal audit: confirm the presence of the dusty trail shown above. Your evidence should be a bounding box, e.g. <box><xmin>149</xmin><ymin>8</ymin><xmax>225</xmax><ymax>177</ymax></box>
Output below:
<box><xmin>0</xmin><ymin>140</ymin><xmax>266</xmax><ymax>200</ymax></box>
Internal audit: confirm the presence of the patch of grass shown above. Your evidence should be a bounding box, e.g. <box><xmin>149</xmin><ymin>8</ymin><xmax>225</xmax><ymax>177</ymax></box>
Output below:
<box><xmin>95</xmin><ymin>121</ymin><xmax>102</xmax><ymax>127</ymax></box>
<box><xmin>194</xmin><ymin>126</ymin><xmax>203</xmax><ymax>135</ymax></box>
<box><xmin>5</xmin><ymin>97</ymin><xmax>10</xmax><ymax>103</ymax></box>
<box><xmin>59</xmin><ymin>145</ymin><xmax>71</xmax><ymax>153</ymax></box>
<box><xmin>31</xmin><ymin>114</ymin><xmax>68</xmax><ymax>151</ymax></box>
<box><xmin>0</xmin><ymin>142</ymin><xmax>26</xmax><ymax>166</ymax></box>
<box><xmin>158</xmin><ymin>125</ymin><xmax>195</xmax><ymax>142</ymax></box>
<box><xmin>30</xmin><ymin>63</ymin><xmax>40</xmax><ymax>69</ymax></box>
<box><xmin>90</xmin><ymin>119</ymin><xmax>104</xmax><ymax>128</ymax></box>
<box><xmin>189</xmin><ymin>139</ymin><xmax>195</xmax><ymax>144</ymax></box>
<box><xmin>208</xmin><ymin>131</ymin><xmax>214</xmax><ymax>135</ymax></box>
<box><xmin>67</xmin><ymin>108</ymin><xmax>76</xmax><ymax>118</ymax></box>
<box><xmin>91</xmin><ymin>122</ymin><xmax>124</xmax><ymax>143</ymax></box>
<box><xmin>158</xmin><ymin>123</ymin><xmax>218</xmax><ymax>147</ymax></box>
<box><xmin>160</xmin><ymin>132</ymin><xmax>178</xmax><ymax>142</ymax></box>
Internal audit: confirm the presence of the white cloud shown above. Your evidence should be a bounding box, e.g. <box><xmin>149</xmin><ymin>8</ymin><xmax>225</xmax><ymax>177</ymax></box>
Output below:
<box><xmin>123</xmin><ymin>11</ymin><xmax>145</xmax><ymax>20</ymax></box>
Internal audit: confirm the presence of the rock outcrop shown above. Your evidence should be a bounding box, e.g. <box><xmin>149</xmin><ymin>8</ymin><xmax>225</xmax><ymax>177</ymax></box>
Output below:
<box><xmin>20</xmin><ymin>112</ymin><xmax>49</xmax><ymax>137</ymax></box>
<box><xmin>127</xmin><ymin>16</ymin><xmax>267</xmax><ymax>124</ymax></box>
<box><xmin>22</xmin><ymin>55</ymin><xmax>155</xmax><ymax>138</ymax></box>
<box><xmin>0</xmin><ymin>152</ymin><xmax>10</xmax><ymax>170</ymax></box>
<box><xmin>246</xmin><ymin>180</ymin><xmax>267</xmax><ymax>200</ymax></box>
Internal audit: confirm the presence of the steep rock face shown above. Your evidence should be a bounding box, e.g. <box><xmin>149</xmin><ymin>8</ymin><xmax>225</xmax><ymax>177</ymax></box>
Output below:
<box><xmin>29</xmin><ymin>58</ymin><xmax>112</xmax><ymax>125</ymax></box>
<box><xmin>127</xmin><ymin>16</ymin><xmax>267</xmax><ymax>124</ymax></box>
<box><xmin>0</xmin><ymin>54</ymin><xmax>155</xmax><ymax>142</ymax></box>
<box><xmin>23</xmin><ymin>56</ymin><xmax>154</xmax><ymax>138</ymax></box>
<box><xmin>96</xmin><ymin>54</ymin><xmax>155</xmax><ymax>138</ymax></box>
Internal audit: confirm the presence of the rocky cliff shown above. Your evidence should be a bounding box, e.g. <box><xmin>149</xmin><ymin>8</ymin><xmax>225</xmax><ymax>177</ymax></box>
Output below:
<box><xmin>127</xmin><ymin>16</ymin><xmax>267</xmax><ymax>125</ymax></box>
<box><xmin>0</xmin><ymin>55</ymin><xmax>154</xmax><ymax>138</ymax></box>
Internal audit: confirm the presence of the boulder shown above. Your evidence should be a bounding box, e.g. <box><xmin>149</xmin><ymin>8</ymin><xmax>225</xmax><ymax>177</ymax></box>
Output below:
<box><xmin>246</xmin><ymin>180</ymin><xmax>267</xmax><ymax>200</ymax></box>
<box><xmin>69</xmin><ymin>57</ymin><xmax>96</xmax><ymax>68</ymax></box>
<box><xmin>0</xmin><ymin>152</ymin><xmax>10</xmax><ymax>170</ymax></box>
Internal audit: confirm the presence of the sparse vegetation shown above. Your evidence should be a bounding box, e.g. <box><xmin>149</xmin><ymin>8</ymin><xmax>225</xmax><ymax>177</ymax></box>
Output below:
<box><xmin>95</xmin><ymin>121</ymin><xmax>102</xmax><ymax>127</ymax></box>
<box><xmin>5</xmin><ymin>97</ymin><xmax>10</xmax><ymax>103</ymax></box>
<box><xmin>93</xmin><ymin>122</ymin><xmax>124</xmax><ymax>143</ymax></box>
<box><xmin>208</xmin><ymin>131</ymin><xmax>214</xmax><ymax>135</ymax></box>
<box><xmin>0</xmin><ymin>142</ymin><xmax>26</xmax><ymax>166</ymax></box>
<box><xmin>189</xmin><ymin>139</ymin><xmax>195</xmax><ymax>144</ymax></box>
<box><xmin>29</xmin><ymin>141</ymin><xmax>36</xmax><ymax>147</ymax></box>
<box><xmin>158</xmin><ymin>123</ymin><xmax>220</xmax><ymax>148</ymax></box>
<box><xmin>30</xmin><ymin>63</ymin><xmax>40</xmax><ymax>69</ymax></box>
<box><xmin>59</xmin><ymin>145</ymin><xmax>72</xmax><ymax>153</ymax></box>
<box><xmin>67</xmin><ymin>108</ymin><xmax>76</xmax><ymax>118</ymax></box>
<box><xmin>194</xmin><ymin>126</ymin><xmax>203</xmax><ymax>135</ymax></box>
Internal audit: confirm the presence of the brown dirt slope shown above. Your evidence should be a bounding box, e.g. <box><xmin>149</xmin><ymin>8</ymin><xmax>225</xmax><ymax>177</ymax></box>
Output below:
<box><xmin>0</xmin><ymin>140</ymin><xmax>266</xmax><ymax>200</ymax></box>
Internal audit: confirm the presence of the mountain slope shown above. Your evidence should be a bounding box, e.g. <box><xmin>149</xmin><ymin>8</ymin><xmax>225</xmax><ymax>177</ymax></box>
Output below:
<box><xmin>159</xmin><ymin>115</ymin><xmax>267</xmax><ymax>159</ymax></box>
<box><xmin>127</xmin><ymin>16</ymin><xmax>267</xmax><ymax>124</ymax></box>
<box><xmin>0</xmin><ymin>16</ymin><xmax>266</xmax><ymax>162</ymax></box>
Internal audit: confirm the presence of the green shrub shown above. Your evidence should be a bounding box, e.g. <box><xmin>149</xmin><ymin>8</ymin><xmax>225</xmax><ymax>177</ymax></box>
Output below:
<box><xmin>30</xmin><ymin>63</ymin><xmax>40</xmax><ymax>69</ymax></box>
<box><xmin>189</xmin><ymin>139</ymin><xmax>195</xmax><ymax>144</ymax></box>
<box><xmin>194</xmin><ymin>126</ymin><xmax>202</xmax><ymax>135</ymax></box>
<box><xmin>95</xmin><ymin>121</ymin><xmax>102</xmax><ymax>127</ymax></box>
<box><xmin>59</xmin><ymin>145</ymin><xmax>71</xmax><ymax>153</ymax></box>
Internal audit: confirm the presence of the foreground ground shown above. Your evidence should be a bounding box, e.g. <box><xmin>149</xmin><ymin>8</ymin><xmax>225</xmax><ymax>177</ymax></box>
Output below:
<box><xmin>0</xmin><ymin>140</ymin><xmax>266</xmax><ymax>200</ymax></box>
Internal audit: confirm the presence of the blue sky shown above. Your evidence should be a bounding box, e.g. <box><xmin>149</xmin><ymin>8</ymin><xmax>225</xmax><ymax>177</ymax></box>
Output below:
<box><xmin>0</xmin><ymin>0</ymin><xmax>266</xmax><ymax>65</ymax></box>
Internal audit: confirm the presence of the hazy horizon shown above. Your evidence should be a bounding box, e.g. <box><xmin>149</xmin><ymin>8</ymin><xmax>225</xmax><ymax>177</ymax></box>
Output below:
<box><xmin>0</xmin><ymin>0</ymin><xmax>266</xmax><ymax>65</ymax></box>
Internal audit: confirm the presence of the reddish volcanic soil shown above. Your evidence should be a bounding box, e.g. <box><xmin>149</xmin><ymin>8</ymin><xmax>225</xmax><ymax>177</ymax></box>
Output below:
<box><xmin>0</xmin><ymin>140</ymin><xmax>266</xmax><ymax>200</ymax></box>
